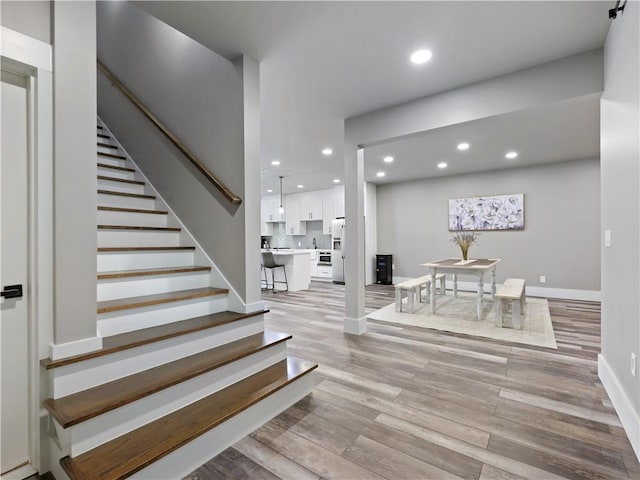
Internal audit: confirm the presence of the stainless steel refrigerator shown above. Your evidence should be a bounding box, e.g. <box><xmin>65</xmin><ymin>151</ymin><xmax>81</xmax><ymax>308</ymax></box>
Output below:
<box><xmin>331</xmin><ymin>218</ymin><xmax>345</xmax><ymax>284</ymax></box>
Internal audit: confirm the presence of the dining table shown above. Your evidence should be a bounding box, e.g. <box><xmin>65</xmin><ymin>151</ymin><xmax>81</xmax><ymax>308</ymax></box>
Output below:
<box><xmin>421</xmin><ymin>258</ymin><xmax>501</xmax><ymax>320</ymax></box>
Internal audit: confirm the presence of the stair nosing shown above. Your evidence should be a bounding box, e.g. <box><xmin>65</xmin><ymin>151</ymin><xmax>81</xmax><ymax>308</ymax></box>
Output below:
<box><xmin>40</xmin><ymin>309</ymin><xmax>267</xmax><ymax>369</ymax></box>
<box><xmin>97</xmin><ymin>287</ymin><xmax>227</xmax><ymax>314</ymax></box>
<box><xmin>97</xmin><ymin>163</ymin><xmax>134</xmax><ymax>172</ymax></box>
<box><xmin>97</xmin><ymin>175</ymin><xmax>145</xmax><ymax>186</ymax></box>
<box><xmin>97</xmin><ymin>133</ymin><xmax>110</xmax><ymax>139</ymax></box>
<box><xmin>97</xmin><ymin>142</ymin><xmax>118</xmax><ymax>149</ymax></box>
<box><xmin>97</xmin><ymin>246</ymin><xmax>195</xmax><ymax>252</ymax></box>
<box><xmin>43</xmin><ymin>330</ymin><xmax>292</xmax><ymax>428</ymax></box>
<box><xmin>97</xmin><ymin>266</ymin><xmax>210</xmax><ymax>280</ymax></box>
<box><xmin>97</xmin><ymin>190</ymin><xmax>155</xmax><ymax>200</ymax></box>
<box><xmin>97</xmin><ymin>225</ymin><xmax>181</xmax><ymax>232</ymax></box>
<box><xmin>98</xmin><ymin>152</ymin><xmax>127</xmax><ymax>160</ymax></box>
<box><xmin>59</xmin><ymin>356</ymin><xmax>317</xmax><ymax>480</ymax></box>
<box><xmin>98</xmin><ymin>206</ymin><xmax>168</xmax><ymax>215</ymax></box>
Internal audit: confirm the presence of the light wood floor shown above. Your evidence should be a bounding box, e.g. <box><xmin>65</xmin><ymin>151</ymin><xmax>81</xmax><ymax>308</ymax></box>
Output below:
<box><xmin>186</xmin><ymin>281</ymin><xmax>640</xmax><ymax>480</ymax></box>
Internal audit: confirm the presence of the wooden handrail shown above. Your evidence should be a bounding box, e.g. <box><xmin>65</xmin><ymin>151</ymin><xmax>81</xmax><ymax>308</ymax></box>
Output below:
<box><xmin>97</xmin><ymin>61</ymin><xmax>242</xmax><ymax>205</ymax></box>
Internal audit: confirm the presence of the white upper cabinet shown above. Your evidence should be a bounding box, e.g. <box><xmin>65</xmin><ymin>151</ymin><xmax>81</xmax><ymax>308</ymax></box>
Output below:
<box><xmin>322</xmin><ymin>188</ymin><xmax>335</xmax><ymax>235</ymax></box>
<box><xmin>334</xmin><ymin>184</ymin><xmax>345</xmax><ymax>218</ymax></box>
<box><xmin>299</xmin><ymin>192</ymin><xmax>323</xmax><ymax>221</ymax></box>
<box><xmin>262</xmin><ymin>194</ymin><xmax>284</xmax><ymax>223</ymax></box>
<box><xmin>285</xmin><ymin>193</ymin><xmax>306</xmax><ymax>235</ymax></box>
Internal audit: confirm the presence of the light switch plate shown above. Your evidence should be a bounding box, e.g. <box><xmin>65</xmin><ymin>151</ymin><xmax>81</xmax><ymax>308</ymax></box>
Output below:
<box><xmin>605</xmin><ymin>229</ymin><xmax>612</xmax><ymax>247</ymax></box>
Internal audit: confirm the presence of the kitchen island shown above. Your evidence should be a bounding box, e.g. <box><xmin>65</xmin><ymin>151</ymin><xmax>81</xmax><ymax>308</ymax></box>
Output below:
<box><xmin>261</xmin><ymin>250</ymin><xmax>311</xmax><ymax>292</ymax></box>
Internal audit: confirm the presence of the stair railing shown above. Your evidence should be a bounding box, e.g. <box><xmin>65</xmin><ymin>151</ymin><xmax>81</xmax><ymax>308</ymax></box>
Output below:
<box><xmin>97</xmin><ymin>61</ymin><xmax>242</xmax><ymax>205</ymax></box>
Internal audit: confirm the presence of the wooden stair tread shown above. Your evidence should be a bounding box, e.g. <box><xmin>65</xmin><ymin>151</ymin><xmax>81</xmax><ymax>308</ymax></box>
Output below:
<box><xmin>60</xmin><ymin>357</ymin><xmax>316</xmax><ymax>480</ymax></box>
<box><xmin>97</xmin><ymin>225</ymin><xmax>180</xmax><ymax>232</ymax></box>
<box><xmin>98</xmin><ymin>206</ymin><xmax>168</xmax><ymax>215</ymax></box>
<box><xmin>97</xmin><ymin>163</ymin><xmax>134</xmax><ymax>173</ymax></box>
<box><xmin>97</xmin><ymin>133</ymin><xmax>110</xmax><ymax>139</ymax></box>
<box><xmin>97</xmin><ymin>190</ymin><xmax>155</xmax><ymax>200</ymax></box>
<box><xmin>97</xmin><ymin>175</ymin><xmax>144</xmax><ymax>185</ymax></box>
<box><xmin>98</xmin><ymin>265</ymin><xmax>210</xmax><ymax>280</ymax></box>
<box><xmin>43</xmin><ymin>330</ymin><xmax>291</xmax><ymax>428</ymax></box>
<box><xmin>40</xmin><ymin>310</ymin><xmax>266</xmax><ymax>369</ymax></box>
<box><xmin>97</xmin><ymin>287</ymin><xmax>227</xmax><ymax>314</ymax></box>
<box><xmin>97</xmin><ymin>125</ymin><xmax>104</xmax><ymax>129</ymax></box>
<box><xmin>97</xmin><ymin>246</ymin><xmax>195</xmax><ymax>252</ymax></box>
<box><xmin>98</xmin><ymin>152</ymin><xmax>127</xmax><ymax>160</ymax></box>
<box><xmin>98</xmin><ymin>142</ymin><xmax>118</xmax><ymax>149</ymax></box>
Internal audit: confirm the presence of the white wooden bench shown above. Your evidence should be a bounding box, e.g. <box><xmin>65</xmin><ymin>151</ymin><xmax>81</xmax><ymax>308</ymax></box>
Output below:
<box><xmin>395</xmin><ymin>274</ymin><xmax>446</xmax><ymax>313</ymax></box>
<box><xmin>495</xmin><ymin>278</ymin><xmax>526</xmax><ymax>329</ymax></box>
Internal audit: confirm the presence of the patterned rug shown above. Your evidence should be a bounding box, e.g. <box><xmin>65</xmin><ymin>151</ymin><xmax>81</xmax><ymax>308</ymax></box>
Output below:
<box><xmin>367</xmin><ymin>292</ymin><xmax>557</xmax><ymax>349</ymax></box>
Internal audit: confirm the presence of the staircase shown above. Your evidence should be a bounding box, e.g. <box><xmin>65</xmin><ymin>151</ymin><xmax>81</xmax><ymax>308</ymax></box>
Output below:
<box><xmin>41</xmin><ymin>122</ymin><xmax>317</xmax><ymax>480</ymax></box>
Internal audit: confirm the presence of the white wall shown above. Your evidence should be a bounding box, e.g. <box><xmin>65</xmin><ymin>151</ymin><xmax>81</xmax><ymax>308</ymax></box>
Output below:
<box><xmin>97</xmin><ymin>1</ymin><xmax>260</xmax><ymax>305</ymax></box>
<box><xmin>599</xmin><ymin>2</ymin><xmax>640</xmax><ymax>459</ymax></box>
<box><xmin>377</xmin><ymin>158</ymin><xmax>600</xmax><ymax>293</ymax></box>
<box><xmin>365</xmin><ymin>182</ymin><xmax>377</xmax><ymax>285</ymax></box>
<box><xmin>52</xmin><ymin>1</ymin><xmax>98</xmax><ymax>346</ymax></box>
<box><xmin>0</xmin><ymin>1</ymin><xmax>51</xmax><ymax>44</ymax></box>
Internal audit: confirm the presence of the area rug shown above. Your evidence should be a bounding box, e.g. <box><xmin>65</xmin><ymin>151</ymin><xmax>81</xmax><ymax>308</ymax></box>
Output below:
<box><xmin>367</xmin><ymin>293</ymin><xmax>557</xmax><ymax>349</ymax></box>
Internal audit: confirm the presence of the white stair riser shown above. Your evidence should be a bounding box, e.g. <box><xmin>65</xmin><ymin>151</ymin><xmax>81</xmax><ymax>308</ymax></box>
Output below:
<box><xmin>97</xmin><ymin>295</ymin><xmax>228</xmax><ymax>337</ymax></box>
<box><xmin>133</xmin><ymin>372</ymin><xmax>315</xmax><ymax>480</ymax></box>
<box><xmin>97</xmin><ymin>230</ymin><xmax>179</xmax><ymax>247</ymax></box>
<box><xmin>97</xmin><ymin>210</ymin><xmax>168</xmax><ymax>228</ymax></box>
<box><xmin>97</xmin><ymin>166</ymin><xmax>135</xmax><ymax>180</ymax></box>
<box><xmin>97</xmin><ymin>178</ymin><xmax>145</xmax><ymax>195</ymax></box>
<box><xmin>98</xmin><ymin>192</ymin><xmax>156</xmax><ymax>210</ymax></box>
<box><xmin>97</xmin><ymin>250</ymin><xmax>194</xmax><ymax>271</ymax></box>
<box><xmin>51</xmin><ymin>315</ymin><xmax>264</xmax><ymax>398</ymax></box>
<box><xmin>68</xmin><ymin>344</ymin><xmax>288</xmax><ymax>456</ymax></box>
<box><xmin>97</xmin><ymin>272</ymin><xmax>211</xmax><ymax>301</ymax></box>
<box><xmin>97</xmin><ymin>145</ymin><xmax>120</xmax><ymax>154</ymax></box>
<box><xmin>97</xmin><ymin>156</ymin><xmax>128</xmax><ymax>167</ymax></box>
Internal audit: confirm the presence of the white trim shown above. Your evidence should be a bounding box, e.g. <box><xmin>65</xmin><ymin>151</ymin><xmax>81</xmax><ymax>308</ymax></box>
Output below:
<box><xmin>49</xmin><ymin>336</ymin><xmax>103</xmax><ymax>361</ymax></box>
<box><xmin>0</xmin><ymin>27</ymin><xmax>51</xmax><ymax>72</ymax></box>
<box><xmin>390</xmin><ymin>277</ymin><xmax>600</xmax><ymax>302</ymax></box>
<box><xmin>235</xmin><ymin>300</ymin><xmax>266</xmax><ymax>314</ymax></box>
<box><xmin>344</xmin><ymin>316</ymin><xmax>367</xmax><ymax>335</ymax></box>
<box><xmin>0</xmin><ymin>462</ymin><xmax>38</xmax><ymax>480</ymax></box>
<box><xmin>598</xmin><ymin>354</ymin><xmax>640</xmax><ymax>461</ymax></box>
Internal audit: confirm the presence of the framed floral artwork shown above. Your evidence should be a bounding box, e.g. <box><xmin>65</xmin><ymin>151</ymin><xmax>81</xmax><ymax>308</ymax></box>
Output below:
<box><xmin>448</xmin><ymin>193</ymin><xmax>524</xmax><ymax>231</ymax></box>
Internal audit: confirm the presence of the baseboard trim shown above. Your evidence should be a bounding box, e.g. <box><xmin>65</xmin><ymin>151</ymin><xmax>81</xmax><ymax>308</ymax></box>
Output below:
<box><xmin>343</xmin><ymin>316</ymin><xmax>367</xmax><ymax>335</ymax></box>
<box><xmin>49</xmin><ymin>336</ymin><xmax>103</xmax><ymax>361</ymax></box>
<box><xmin>598</xmin><ymin>354</ymin><xmax>640</xmax><ymax>461</ymax></box>
<box><xmin>235</xmin><ymin>301</ymin><xmax>266</xmax><ymax>314</ymax></box>
<box><xmin>390</xmin><ymin>277</ymin><xmax>600</xmax><ymax>302</ymax></box>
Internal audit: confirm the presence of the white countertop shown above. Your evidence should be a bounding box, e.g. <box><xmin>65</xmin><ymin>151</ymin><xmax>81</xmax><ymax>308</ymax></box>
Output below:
<box><xmin>261</xmin><ymin>249</ymin><xmax>310</xmax><ymax>256</ymax></box>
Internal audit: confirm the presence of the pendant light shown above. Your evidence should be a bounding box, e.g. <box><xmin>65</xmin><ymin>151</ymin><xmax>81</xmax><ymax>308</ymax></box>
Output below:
<box><xmin>278</xmin><ymin>176</ymin><xmax>285</xmax><ymax>214</ymax></box>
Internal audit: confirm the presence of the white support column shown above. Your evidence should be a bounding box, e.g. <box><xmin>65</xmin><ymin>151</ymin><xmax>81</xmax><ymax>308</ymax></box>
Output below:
<box><xmin>343</xmin><ymin>147</ymin><xmax>366</xmax><ymax>334</ymax></box>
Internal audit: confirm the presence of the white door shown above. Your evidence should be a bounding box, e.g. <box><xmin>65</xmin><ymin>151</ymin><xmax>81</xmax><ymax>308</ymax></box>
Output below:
<box><xmin>1</xmin><ymin>70</ymin><xmax>32</xmax><ymax>477</ymax></box>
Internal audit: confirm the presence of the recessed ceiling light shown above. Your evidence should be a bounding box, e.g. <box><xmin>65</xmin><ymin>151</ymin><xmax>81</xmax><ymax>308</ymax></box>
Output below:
<box><xmin>267</xmin><ymin>189</ymin><xmax>273</xmax><ymax>193</ymax></box>
<box><xmin>505</xmin><ymin>151</ymin><xmax>518</xmax><ymax>159</ymax></box>
<box><xmin>383</xmin><ymin>156</ymin><xmax>394</xmax><ymax>163</ymax></box>
<box><xmin>322</xmin><ymin>148</ymin><xmax>333</xmax><ymax>156</ymax></box>
<box><xmin>410</xmin><ymin>49</ymin><xmax>432</xmax><ymax>65</ymax></box>
<box><xmin>271</xmin><ymin>160</ymin><xmax>280</xmax><ymax>166</ymax></box>
<box><xmin>297</xmin><ymin>184</ymin><xmax>304</xmax><ymax>189</ymax></box>
<box><xmin>376</xmin><ymin>171</ymin><xmax>385</xmax><ymax>178</ymax></box>
<box><xmin>457</xmin><ymin>142</ymin><xmax>470</xmax><ymax>151</ymax></box>
<box><xmin>437</xmin><ymin>162</ymin><xmax>448</xmax><ymax>169</ymax></box>
<box><xmin>333</xmin><ymin>178</ymin><xmax>340</xmax><ymax>183</ymax></box>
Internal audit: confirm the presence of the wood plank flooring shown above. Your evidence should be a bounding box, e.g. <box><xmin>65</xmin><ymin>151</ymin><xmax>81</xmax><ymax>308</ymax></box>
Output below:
<box><xmin>185</xmin><ymin>282</ymin><xmax>639</xmax><ymax>480</ymax></box>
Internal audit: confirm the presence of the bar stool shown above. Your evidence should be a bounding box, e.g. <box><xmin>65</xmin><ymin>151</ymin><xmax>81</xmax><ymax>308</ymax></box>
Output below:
<box><xmin>261</xmin><ymin>252</ymin><xmax>288</xmax><ymax>293</ymax></box>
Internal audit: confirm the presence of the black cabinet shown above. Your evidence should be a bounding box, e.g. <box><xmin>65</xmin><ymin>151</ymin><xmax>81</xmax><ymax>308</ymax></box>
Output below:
<box><xmin>376</xmin><ymin>254</ymin><xmax>393</xmax><ymax>285</ymax></box>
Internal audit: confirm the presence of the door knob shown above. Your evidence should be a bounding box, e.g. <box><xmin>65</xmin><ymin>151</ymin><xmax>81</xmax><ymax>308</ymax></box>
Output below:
<box><xmin>0</xmin><ymin>284</ymin><xmax>23</xmax><ymax>299</ymax></box>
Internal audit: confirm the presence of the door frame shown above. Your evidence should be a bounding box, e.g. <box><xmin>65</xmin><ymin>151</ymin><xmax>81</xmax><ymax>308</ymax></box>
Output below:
<box><xmin>1</xmin><ymin>26</ymin><xmax>54</xmax><ymax>476</ymax></box>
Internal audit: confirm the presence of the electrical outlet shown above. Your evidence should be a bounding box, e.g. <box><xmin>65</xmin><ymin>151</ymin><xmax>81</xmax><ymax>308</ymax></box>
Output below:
<box><xmin>632</xmin><ymin>353</ymin><xmax>637</xmax><ymax>377</ymax></box>
<box><xmin>539</xmin><ymin>275</ymin><xmax>546</xmax><ymax>283</ymax></box>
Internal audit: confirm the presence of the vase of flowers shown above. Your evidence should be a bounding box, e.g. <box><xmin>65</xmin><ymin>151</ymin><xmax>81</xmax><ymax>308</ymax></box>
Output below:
<box><xmin>450</xmin><ymin>231</ymin><xmax>479</xmax><ymax>262</ymax></box>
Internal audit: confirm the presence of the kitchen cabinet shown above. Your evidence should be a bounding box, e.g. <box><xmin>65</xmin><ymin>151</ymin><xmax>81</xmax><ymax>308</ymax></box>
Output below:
<box><xmin>262</xmin><ymin>194</ymin><xmax>284</xmax><ymax>223</ymax></box>
<box><xmin>285</xmin><ymin>194</ymin><xmax>306</xmax><ymax>235</ymax></box>
<box><xmin>334</xmin><ymin>184</ymin><xmax>345</xmax><ymax>218</ymax></box>
<box><xmin>299</xmin><ymin>192</ymin><xmax>323</xmax><ymax>221</ymax></box>
<box><xmin>322</xmin><ymin>188</ymin><xmax>335</xmax><ymax>234</ymax></box>
<box><xmin>316</xmin><ymin>265</ymin><xmax>332</xmax><ymax>279</ymax></box>
<box><xmin>260</xmin><ymin>221</ymin><xmax>273</xmax><ymax>236</ymax></box>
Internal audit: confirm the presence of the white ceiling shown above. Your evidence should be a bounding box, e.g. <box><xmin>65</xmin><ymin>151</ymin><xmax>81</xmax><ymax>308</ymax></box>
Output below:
<box><xmin>133</xmin><ymin>1</ymin><xmax>611</xmax><ymax>194</ymax></box>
